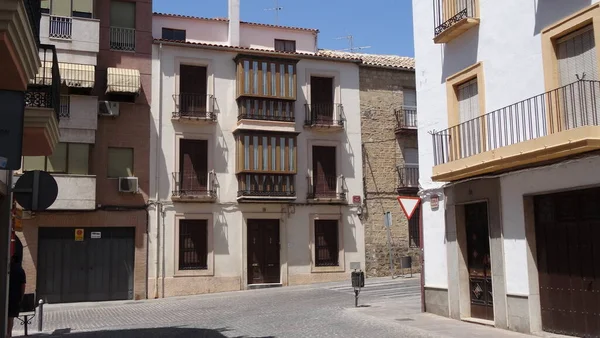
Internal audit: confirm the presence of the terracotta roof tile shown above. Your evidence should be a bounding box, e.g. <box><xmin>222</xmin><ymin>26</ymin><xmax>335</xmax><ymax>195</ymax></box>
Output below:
<box><xmin>318</xmin><ymin>49</ymin><xmax>415</xmax><ymax>70</ymax></box>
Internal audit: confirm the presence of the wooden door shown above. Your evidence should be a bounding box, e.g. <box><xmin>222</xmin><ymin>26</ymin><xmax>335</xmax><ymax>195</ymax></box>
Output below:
<box><xmin>465</xmin><ymin>202</ymin><xmax>494</xmax><ymax>320</ymax></box>
<box><xmin>535</xmin><ymin>188</ymin><xmax>600</xmax><ymax>337</ymax></box>
<box><xmin>179</xmin><ymin>139</ymin><xmax>208</xmax><ymax>194</ymax></box>
<box><xmin>179</xmin><ymin>65</ymin><xmax>207</xmax><ymax>115</ymax></box>
<box><xmin>310</xmin><ymin>76</ymin><xmax>334</xmax><ymax>122</ymax></box>
<box><xmin>247</xmin><ymin>219</ymin><xmax>280</xmax><ymax>285</ymax></box>
<box><xmin>312</xmin><ymin>146</ymin><xmax>336</xmax><ymax>198</ymax></box>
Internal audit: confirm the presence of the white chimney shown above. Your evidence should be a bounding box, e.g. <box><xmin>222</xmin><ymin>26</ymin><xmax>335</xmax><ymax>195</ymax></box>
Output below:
<box><xmin>228</xmin><ymin>0</ymin><xmax>240</xmax><ymax>46</ymax></box>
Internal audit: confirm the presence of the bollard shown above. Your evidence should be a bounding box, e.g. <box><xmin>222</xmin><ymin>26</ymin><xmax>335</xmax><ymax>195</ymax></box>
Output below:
<box><xmin>37</xmin><ymin>299</ymin><xmax>44</xmax><ymax>332</ymax></box>
<box><xmin>351</xmin><ymin>270</ymin><xmax>365</xmax><ymax>307</ymax></box>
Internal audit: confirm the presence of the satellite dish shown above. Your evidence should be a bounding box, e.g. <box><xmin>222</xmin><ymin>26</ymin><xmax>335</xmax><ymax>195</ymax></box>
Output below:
<box><xmin>13</xmin><ymin>170</ymin><xmax>58</xmax><ymax>211</ymax></box>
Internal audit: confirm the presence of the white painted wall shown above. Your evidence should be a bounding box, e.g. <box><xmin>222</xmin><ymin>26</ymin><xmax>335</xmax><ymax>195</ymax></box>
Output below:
<box><xmin>40</xmin><ymin>14</ymin><xmax>99</xmax><ymax>65</ymax></box>
<box><xmin>59</xmin><ymin>95</ymin><xmax>98</xmax><ymax>144</ymax></box>
<box><xmin>46</xmin><ymin>175</ymin><xmax>96</xmax><ymax>210</ymax></box>
<box><xmin>153</xmin><ymin>17</ymin><xmax>229</xmax><ymax>45</ymax></box>
<box><xmin>240</xmin><ymin>25</ymin><xmax>316</xmax><ymax>54</ymax></box>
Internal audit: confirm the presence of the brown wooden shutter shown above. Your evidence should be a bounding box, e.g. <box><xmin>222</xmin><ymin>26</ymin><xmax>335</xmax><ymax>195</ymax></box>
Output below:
<box><xmin>180</xmin><ymin>65</ymin><xmax>208</xmax><ymax>114</ymax></box>
<box><xmin>312</xmin><ymin>146</ymin><xmax>336</xmax><ymax>197</ymax></box>
<box><xmin>310</xmin><ymin>77</ymin><xmax>334</xmax><ymax>122</ymax></box>
<box><xmin>179</xmin><ymin>219</ymin><xmax>208</xmax><ymax>270</ymax></box>
<box><xmin>315</xmin><ymin>220</ymin><xmax>339</xmax><ymax>266</ymax></box>
<box><xmin>179</xmin><ymin>139</ymin><xmax>208</xmax><ymax>193</ymax></box>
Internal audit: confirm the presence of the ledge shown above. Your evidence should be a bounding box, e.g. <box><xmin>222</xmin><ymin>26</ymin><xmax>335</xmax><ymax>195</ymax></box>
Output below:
<box><xmin>22</xmin><ymin>107</ymin><xmax>60</xmax><ymax>156</ymax></box>
<box><xmin>236</xmin><ymin>119</ymin><xmax>296</xmax><ymax>133</ymax></box>
<box><xmin>433</xmin><ymin>17</ymin><xmax>480</xmax><ymax>44</ymax></box>
<box><xmin>171</xmin><ymin>194</ymin><xmax>217</xmax><ymax>203</ymax></box>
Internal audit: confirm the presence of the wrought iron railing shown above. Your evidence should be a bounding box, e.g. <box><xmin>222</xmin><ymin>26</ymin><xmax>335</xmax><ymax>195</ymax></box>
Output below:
<box><xmin>397</xmin><ymin>165</ymin><xmax>419</xmax><ymax>188</ymax></box>
<box><xmin>110</xmin><ymin>26</ymin><xmax>136</xmax><ymax>51</ymax></box>
<box><xmin>395</xmin><ymin>107</ymin><xmax>418</xmax><ymax>129</ymax></box>
<box><xmin>24</xmin><ymin>0</ymin><xmax>42</xmax><ymax>45</ymax></box>
<box><xmin>304</xmin><ymin>103</ymin><xmax>345</xmax><ymax>127</ymax></box>
<box><xmin>432</xmin><ymin>80</ymin><xmax>600</xmax><ymax>166</ymax></box>
<box><xmin>433</xmin><ymin>0</ymin><xmax>476</xmax><ymax>37</ymax></box>
<box><xmin>25</xmin><ymin>44</ymin><xmax>61</xmax><ymax>120</ymax></box>
<box><xmin>172</xmin><ymin>94</ymin><xmax>216</xmax><ymax>120</ymax></box>
<box><xmin>307</xmin><ymin>174</ymin><xmax>346</xmax><ymax>200</ymax></box>
<box><xmin>237</xmin><ymin>173</ymin><xmax>296</xmax><ymax>198</ymax></box>
<box><xmin>59</xmin><ymin>95</ymin><xmax>70</xmax><ymax>118</ymax></box>
<box><xmin>172</xmin><ymin>171</ymin><xmax>217</xmax><ymax>198</ymax></box>
<box><xmin>49</xmin><ymin>15</ymin><xmax>72</xmax><ymax>39</ymax></box>
<box><xmin>238</xmin><ymin>98</ymin><xmax>295</xmax><ymax>122</ymax></box>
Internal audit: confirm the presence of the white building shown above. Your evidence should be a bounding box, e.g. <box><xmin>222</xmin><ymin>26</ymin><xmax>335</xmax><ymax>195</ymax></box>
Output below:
<box><xmin>149</xmin><ymin>0</ymin><xmax>365</xmax><ymax>297</ymax></box>
<box><xmin>414</xmin><ymin>0</ymin><xmax>600</xmax><ymax>336</ymax></box>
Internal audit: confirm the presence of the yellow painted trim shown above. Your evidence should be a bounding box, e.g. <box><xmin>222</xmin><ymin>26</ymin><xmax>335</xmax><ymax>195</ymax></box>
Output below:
<box><xmin>432</xmin><ymin>126</ymin><xmax>600</xmax><ymax>182</ymax></box>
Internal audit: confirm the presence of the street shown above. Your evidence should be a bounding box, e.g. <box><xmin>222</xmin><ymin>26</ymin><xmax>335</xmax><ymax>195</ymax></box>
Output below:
<box><xmin>14</xmin><ymin>276</ymin><xmax>531</xmax><ymax>337</ymax></box>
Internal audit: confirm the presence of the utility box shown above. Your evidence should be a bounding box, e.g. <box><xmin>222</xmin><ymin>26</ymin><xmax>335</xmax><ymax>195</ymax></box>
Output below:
<box><xmin>351</xmin><ymin>271</ymin><xmax>365</xmax><ymax>288</ymax></box>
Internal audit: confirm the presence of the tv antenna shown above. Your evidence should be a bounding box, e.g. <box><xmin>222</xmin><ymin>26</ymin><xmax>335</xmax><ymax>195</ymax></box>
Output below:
<box><xmin>264</xmin><ymin>0</ymin><xmax>284</xmax><ymax>25</ymax></box>
<box><xmin>335</xmin><ymin>35</ymin><xmax>371</xmax><ymax>53</ymax></box>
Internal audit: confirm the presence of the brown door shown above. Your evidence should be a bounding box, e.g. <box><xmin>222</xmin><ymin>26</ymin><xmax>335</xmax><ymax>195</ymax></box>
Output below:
<box><xmin>179</xmin><ymin>139</ymin><xmax>208</xmax><ymax>194</ymax></box>
<box><xmin>535</xmin><ymin>187</ymin><xmax>600</xmax><ymax>337</ymax></box>
<box><xmin>247</xmin><ymin>219</ymin><xmax>280</xmax><ymax>285</ymax></box>
<box><xmin>310</xmin><ymin>76</ymin><xmax>334</xmax><ymax>123</ymax></box>
<box><xmin>179</xmin><ymin>65</ymin><xmax>207</xmax><ymax>116</ymax></box>
<box><xmin>312</xmin><ymin>146</ymin><xmax>336</xmax><ymax>198</ymax></box>
<box><xmin>465</xmin><ymin>202</ymin><xmax>494</xmax><ymax>321</ymax></box>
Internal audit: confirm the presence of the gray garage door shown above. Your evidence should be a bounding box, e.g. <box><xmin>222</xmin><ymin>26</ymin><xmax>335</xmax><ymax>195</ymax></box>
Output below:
<box><xmin>37</xmin><ymin>227</ymin><xmax>135</xmax><ymax>304</ymax></box>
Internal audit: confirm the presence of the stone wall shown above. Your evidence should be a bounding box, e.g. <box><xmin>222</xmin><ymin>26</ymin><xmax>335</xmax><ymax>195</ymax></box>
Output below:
<box><xmin>359</xmin><ymin>66</ymin><xmax>421</xmax><ymax>277</ymax></box>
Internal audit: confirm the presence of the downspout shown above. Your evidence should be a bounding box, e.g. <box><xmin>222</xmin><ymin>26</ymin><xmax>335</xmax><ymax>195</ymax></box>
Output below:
<box><xmin>154</xmin><ymin>42</ymin><xmax>164</xmax><ymax>299</ymax></box>
<box><xmin>162</xmin><ymin>208</ymin><xmax>166</xmax><ymax>298</ymax></box>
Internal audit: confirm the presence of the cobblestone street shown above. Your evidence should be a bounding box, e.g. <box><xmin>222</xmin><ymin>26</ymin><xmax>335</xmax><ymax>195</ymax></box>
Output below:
<box><xmin>14</xmin><ymin>276</ymin><xmax>531</xmax><ymax>337</ymax></box>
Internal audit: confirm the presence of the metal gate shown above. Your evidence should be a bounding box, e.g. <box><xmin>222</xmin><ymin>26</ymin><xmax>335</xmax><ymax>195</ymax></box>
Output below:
<box><xmin>535</xmin><ymin>187</ymin><xmax>600</xmax><ymax>337</ymax></box>
<box><xmin>37</xmin><ymin>227</ymin><xmax>135</xmax><ymax>304</ymax></box>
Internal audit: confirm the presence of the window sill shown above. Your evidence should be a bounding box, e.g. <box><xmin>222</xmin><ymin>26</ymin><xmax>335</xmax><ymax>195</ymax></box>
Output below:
<box><xmin>174</xmin><ymin>269</ymin><xmax>214</xmax><ymax>277</ymax></box>
<box><xmin>311</xmin><ymin>265</ymin><xmax>345</xmax><ymax>273</ymax></box>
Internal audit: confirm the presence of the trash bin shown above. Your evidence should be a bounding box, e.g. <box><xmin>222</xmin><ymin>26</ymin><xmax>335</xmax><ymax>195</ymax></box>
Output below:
<box><xmin>400</xmin><ymin>256</ymin><xmax>412</xmax><ymax>277</ymax></box>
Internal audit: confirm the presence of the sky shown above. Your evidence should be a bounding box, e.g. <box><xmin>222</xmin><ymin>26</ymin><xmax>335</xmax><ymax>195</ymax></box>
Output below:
<box><xmin>152</xmin><ymin>0</ymin><xmax>415</xmax><ymax>57</ymax></box>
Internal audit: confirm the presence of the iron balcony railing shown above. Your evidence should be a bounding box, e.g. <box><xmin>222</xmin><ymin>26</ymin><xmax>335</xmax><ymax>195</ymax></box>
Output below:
<box><xmin>238</xmin><ymin>98</ymin><xmax>295</xmax><ymax>122</ymax></box>
<box><xmin>395</xmin><ymin>106</ymin><xmax>418</xmax><ymax>129</ymax></box>
<box><xmin>397</xmin><ymin>165</ymin><xmax>419</xmax><ymax>188</ymax></box>
<box><xmin>433</xmin><ymin>0</ymin><xmax>476</xmax><ymax>37</ymax></box>
<box><xmin>304</xmin><ymin>103</ymin><xmax>345</xmax><ymax>127</ymax></box>
<box><xmin>49</xmin><ymin>15</ymin><xmax>72</xmax><ymax>39</ymax></box>
<box><xmin>59</xmin><ymin>95</ymin><xmax>70</xmax><ymax>118</ymax></box>
<box><xmin>432</xmin><ymin>80</ymin><xmax>600</xmax><ymax>166</ymax></box>
<box><xmin>237</xmin><ymin>173</ymin><xmax>296</xmax><ymax>198</ymax></box>
<box><xmin>172</xmin><ymin>171</ymin><xmax>217</xmax><ymax>198</ymax></box>
<box><xmin>172</xmin><ymin>93</ymin><xmax>216</xmax><ymax>120</ymax></box>
<box><xmin>24</xmin><ymin>0</ymin><xmax>42</xmax><ymax>45</ymax></box>
<box><xmin>26</xmin><ymin>44</ymin><xmax>61</xmax><ymax>121</ymax></box>
<box><xmin>110</xmin><ymin>26</ymin><xmax>136</xmax><ymax>51</ymax></box>
<box><xmin>307</xmin><ymin>174</ymin><xmax>346</xmax><ymax>200</ymax></box>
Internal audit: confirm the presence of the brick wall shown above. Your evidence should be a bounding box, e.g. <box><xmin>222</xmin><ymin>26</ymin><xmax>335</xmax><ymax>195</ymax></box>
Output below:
<box><xmin>359</xmin><ymin>66</ymin><xmax>421</xmax><ymax>277</ymax></box>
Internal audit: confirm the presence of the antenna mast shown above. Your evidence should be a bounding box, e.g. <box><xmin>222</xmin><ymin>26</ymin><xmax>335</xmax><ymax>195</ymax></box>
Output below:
<box><xmin>335</xmin><ymin>34</ymin><xmax>371</xmax><ymax>53</ymax></box>
<box><xmin>264</xmin><ymin>0</ymin><xmax>284</xmax><ymax>25</ymax></box>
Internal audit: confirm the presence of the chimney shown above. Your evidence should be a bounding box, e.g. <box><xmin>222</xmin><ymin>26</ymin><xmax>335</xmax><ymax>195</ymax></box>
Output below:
<box><xmin>228</xmin><ymin>0</ymin><xmax>240</xmax><ymax>46</ymax></box>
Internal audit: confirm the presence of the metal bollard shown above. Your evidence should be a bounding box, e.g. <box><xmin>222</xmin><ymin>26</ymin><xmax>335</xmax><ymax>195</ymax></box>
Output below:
<box><xmin>37</xmin><ymin>299</ymin><xmax>44</xmax><ymax>332</ymax></box>
<box><xmin>351</xmin><ymin>270</ymin><xmax>365</xmax><ymax>307</ymax></box>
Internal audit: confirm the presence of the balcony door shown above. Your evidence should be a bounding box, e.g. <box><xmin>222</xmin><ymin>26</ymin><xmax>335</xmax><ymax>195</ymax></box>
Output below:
<box><xmin>179</xmin><ymin>65</ymin><xmax>208</xmax><ymax>117</ymax></box>
<box><xmin>457</xmin><ymin>79</ymin><xmax>482</xmax><ymax>158</ymax></box>
<box><xmin>404</xmin><ymin>148</ymin><xmax>419</xmax><ymax>187</ymax></box>
<box><xmin>247</xmin><ymin>219</ymin><xmax>280</xmax><ymax>285</ymax></box>
<box><xmin>310</xmin><ymin>77</ymin><xmax>334</xmax><ymax>123</ymax></box>
<box><xmin>179</xmin><ymin>139</ymin><xmax>208</xmax><ymax>195</ymax></box>
<box><xmin>312</xmin><ymin>146</ymin><xmax>337</xmax><ymax>198</ymax></box>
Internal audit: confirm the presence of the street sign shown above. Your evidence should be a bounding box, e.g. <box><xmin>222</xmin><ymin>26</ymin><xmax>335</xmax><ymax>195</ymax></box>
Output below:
<box><xmin>75</xmin><ymin>229</ymin><xmax>84</xmax><ymax>241</ymax></box>
<box><xmin>91</xmin><ymin>232</ymin><xmax>101</xmax><ymax>239</ymax></box>
<box><xmin>397</xmin><ymin>196</ymin><xmax>421</xmax><ymax>220</ymax></box>
<box><xmin>431</xmin><ymin>194</ymin><xmax>440</xmax><ymax>210</ymax></box>
<box><xmin>0</xmin><ymin>90</ymin><xmax>25</xmax><ymax>170</ymax></box>
<box><xmin>352</xmin><ymin>195</ymin><xmax>361</xmax><ymax>204</ymax></box>
<box><xmin>384</xmin><ymin>212</ymin><xmax>392</xmax><ymax>228</ymax></box>
<box><xmin>13</xmin><ymin>170</ymin><xmax>58</xmax><ymax>211</ymax></box>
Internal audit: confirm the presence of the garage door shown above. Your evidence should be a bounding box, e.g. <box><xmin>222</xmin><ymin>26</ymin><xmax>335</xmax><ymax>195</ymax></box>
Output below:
<box><xmin>534</xmin><ymin>187</ymin><xmax>600</xmax><ymax>337</ymax></box>
<box><xmin>37</xmin><ymin>227</ymin><xmax>135</xmax><ymax>304</ymax></box>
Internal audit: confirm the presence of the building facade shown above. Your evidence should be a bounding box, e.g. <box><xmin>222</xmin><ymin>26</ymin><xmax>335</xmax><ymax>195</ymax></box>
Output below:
<box><xmin>414</xmin><ymin>0</ymin><xmax>600</xmax><ymax>336</ymax></box>
<box><xmin>148</xmin><ymin>1</ymin><xmax>365</xmax><ymax>297</ymax></box>
<box><xmin>16</xmin><ymin>0</ymin><xmax>152</xmax><ymax>303</ymax></box>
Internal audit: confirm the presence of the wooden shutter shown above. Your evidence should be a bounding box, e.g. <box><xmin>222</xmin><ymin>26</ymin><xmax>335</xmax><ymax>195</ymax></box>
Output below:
<box><xmin>557</xmin><ymin>25</ymin><xmax>598</xmax><ymax>86</ymax></box>
<box><xmin>457</xmin><ymin>79</ymin><xmax>479</xmax><ymax>122</ymax></box>
<box><xmin>179</xmin><ymin>220</ymin><xmax>208</xmax><ymax>270</ymax></box>
<box><xmin>315</xmin><ymin>220</ymin><xmax>339</xmax><ymax>266</ymax></box>
<box><xmin>179</xmin><ymin>65</ymin><xmax>207</xmax><ymax>114</ymax></box>
<box><xmin>310</xmin><ymin>77</ymin><xmax>334</xmax><ymax>121</ymax></box>
<box><xmin>403</xmin><ymin>89</ymin><xmax>417</xmax><ymax>107</ymax></box>
<box><xmin>110</xmin><ymin>1</ymin><xmax>135</xmax><ymax>28</ymax></box>
<box><xmin>312</xmin><ymin>146</ymin><xmax>336</xmax><ymax>197</ymax></box>
<box><xmin>179</xmin><ymin>140</ymin><xmax>208</xmax><ymax>192</ymax></box>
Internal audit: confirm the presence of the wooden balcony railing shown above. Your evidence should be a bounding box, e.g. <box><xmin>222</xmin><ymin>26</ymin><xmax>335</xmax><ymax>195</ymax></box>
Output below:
<box><xmin>237</xmin><ymin>173</ymin><xmax>295</xmax><ymax>199</ymax></box>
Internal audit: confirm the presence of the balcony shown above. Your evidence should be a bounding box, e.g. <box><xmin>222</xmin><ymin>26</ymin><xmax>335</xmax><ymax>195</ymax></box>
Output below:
<box><xmin>237</xmin><ymin>173</ymin><xmax>296</xmax><ymax>201</ymax></box>
<box><xmin>172</xmin><ymin>94</ymin><xmax>216</xmax><ymax>123</ymax></box>
<box><xmin>23</xmin><ymin>44</ymin><xmax>61</xmax><ymax>156</ymax></box>
<box><xmin>431</xmin><ymin>80</ymin><xmax>600</xmax><ymax>182</ymax></box>
<box><xmin>48</xmin><ymin>15</ymin><xmax>71</xmax><ymax>39</ymax></box>
<box><xmin>397</xmin><ymin>165</ymin><xmax>419</xmax><ymax>194</ymax></box>
<box><xmin>307</xmin><ymin>175</ymin><xmax>346</xmax><ymax>204</ymax></box>
<box><xmin>304</xmin><ymin>103</ymin><xmax>345</xmax><ymax>132</ymax></box>
<box><xmin>433</xmin><ymin>0</ymin><xmax>480</xmax><ymax>44</ymax></box>
<box><xmin>236</xmin><ymin>98</ymin><xmax>295</xmax><ymax>132</ymax></box>
<box><xmin>110</xmin><ymin>26</ymin><xmax>135</xmax><ymax>51</ymax></box>
<box><xmin>171</xmin><ymin>171</ymin><xmax>217</xmax><ymax>203</ymax></box>
<box><xmin>40</xmin><ymin>14</ymin><xmax>100</xmax><ymax>55</ymax></box>
<box><xmin>395</xmin><ymin>107</ymin><xmax>418</xmax><ymax>135</ymax></box>
<box><xmin>0</xmin><ymin>0</ymin><xmax>42</xmax><ymax>91</ymax></box>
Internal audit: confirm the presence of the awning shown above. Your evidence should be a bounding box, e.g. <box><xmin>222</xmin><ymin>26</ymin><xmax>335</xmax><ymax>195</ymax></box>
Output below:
<box><xmin>29</xmin><ymin>61</ymin><xmax>54</xmax><ymax>86</ymax></box>
<box><xmin>59</xmin><ymin>62</ymin><xmax>95</xmax><ymax>88</ymax></box>
<box><xmin>106</xmin><ymin>67</ymin><xmax>141</xmax><ymax>94</ymax></box>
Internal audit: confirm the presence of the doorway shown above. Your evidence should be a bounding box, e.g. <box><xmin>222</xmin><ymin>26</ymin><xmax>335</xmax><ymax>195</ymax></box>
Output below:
<box><xmin>464</xmin><ymin>202</ymin><xmax>494</xmax><ymax>320</ymax></box>
<box><xmin>247</xmin><ymin>219</ymin><xmax>280</xmax><ymax>285</ymax></box>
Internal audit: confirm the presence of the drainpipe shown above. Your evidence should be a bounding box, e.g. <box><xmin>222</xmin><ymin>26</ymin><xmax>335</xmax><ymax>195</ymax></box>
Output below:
<box><xmin>153</xmin><ymin>42</ymin><xmax>164</xmax><ymax>299</ymax></box>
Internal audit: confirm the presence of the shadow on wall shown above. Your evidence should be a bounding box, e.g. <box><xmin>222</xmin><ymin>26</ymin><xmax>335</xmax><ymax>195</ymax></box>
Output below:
<box><xmin>534</xmin><ymin>0</ymin><xmax>593</xmax><ymax>34</ymax></box>
<box><xmin>214</xmin><ymin>209</ymin><xmax>231</xmax><ymax>255</ymax></box>
<box><xmin>42</xmin><ymin>326</ymin><xmax>274</xmax><ymax>337</ymax></box>
<box><xmin>440</xmin><ymin>27</ymin><xmax>480</xmax><ymax>83</ymax></box>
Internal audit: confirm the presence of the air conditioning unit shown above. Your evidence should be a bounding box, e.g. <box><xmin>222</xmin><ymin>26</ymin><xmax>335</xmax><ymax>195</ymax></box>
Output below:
<box><xmin>118</xmin><ymin>177</ymin><xmax>138</xmax><ymax>193</ymax></box>
<box><xmin>98</xmin><ymin>101</ymin><xmax>120</xmax><ymax>117</ymax></box>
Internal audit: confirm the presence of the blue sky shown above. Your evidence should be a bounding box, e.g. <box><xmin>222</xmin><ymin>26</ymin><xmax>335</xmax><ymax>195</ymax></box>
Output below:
<box><xmin>153</xmin><ymin>0</ymin><xmax>415</xmax><ymax>57</ymax></box>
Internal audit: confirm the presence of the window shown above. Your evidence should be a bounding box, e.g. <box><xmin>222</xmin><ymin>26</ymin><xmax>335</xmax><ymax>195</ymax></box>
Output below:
<box><xmin>72</xmin><ymin>0</ymin><xmax>93</xmax><ymax>18</ymax></box>
<box><xmin>178</xmin><ymin>139</ymin><xmax>208</xmax><ymax>193</ymax></box>
<box><xmin>237</xmin><ymin>98</ymin><xmax>294</xmax><ymax>122</ymax></box>
<box><xmin>178</xmin><ymin>220</ymin><xmax>208</xmax><ymax>270</ymax></box>
<box><xmin>309</xmin><ymin>76</ymin><xmax>335</xmax><ymax>122</ymax></box>
<box><xmin>236</xmin><ymin>132</ymin><xmax>297</xmax><ymax>173</ymax></box>
<box><xmin>162</xmin><ymin>28</ymin><xmax>186</xmax><ymax>42</ymax></box>
<box><xmin>178</xmin><ymin>65</ymin><xmax>208</xmax><ymax>116</ymax></box>
<box><xmin>110</xmin><ymin>1</ymin><xmax>136</xmax><ymax>51</ymax></box>
<box><xmin>457</xmin><ymin>79</ymin><xmax>478</xmax><ymax>123</ymax></box>
<box><xmin>312</xmin><ymin>146</ymin><xmax>337</xmax><ymax>197</ymax></box>
<box><xmin>23</xmin><ymin>143</ymin><xmax>90</xmax><ymax>175</ymax></box>
<box><xmin>274</xmin><ymin>39</ymin><xmax>296</xmax><ymax>52</ymax></box>
<box><xmin>236</xmin><ymin>56</ymin><xmax>297</xmax><ymax>100</ymax></box>
<box><xmin>41</xmin><ymin>0</ymin><xmax>93</xmax><ymax>18</ymax></box>
<box><xmin>403</xmin><ymin>88</ymin><xmax>417</xmax><ymax>108</ymax></box>
<box><xmin>107</xmin><ymin>147</ymin><xmax>133</xmax><ymax>178</ymax></box>
<box><xmin>409</xmin><ymin>205</ymin><xmax>421</xmax><ymax>248</ymax></box>
<box><xmin>314</xmin><ymin>220</ymin><xmax>339</xmax><ymax>266</ymax></box>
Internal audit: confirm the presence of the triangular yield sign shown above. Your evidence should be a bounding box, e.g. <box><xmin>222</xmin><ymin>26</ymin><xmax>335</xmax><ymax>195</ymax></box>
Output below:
<box><xmin>397</xmin><ymin>196</ymin><xmax>421</xmax><ymax>220</ymax></box>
